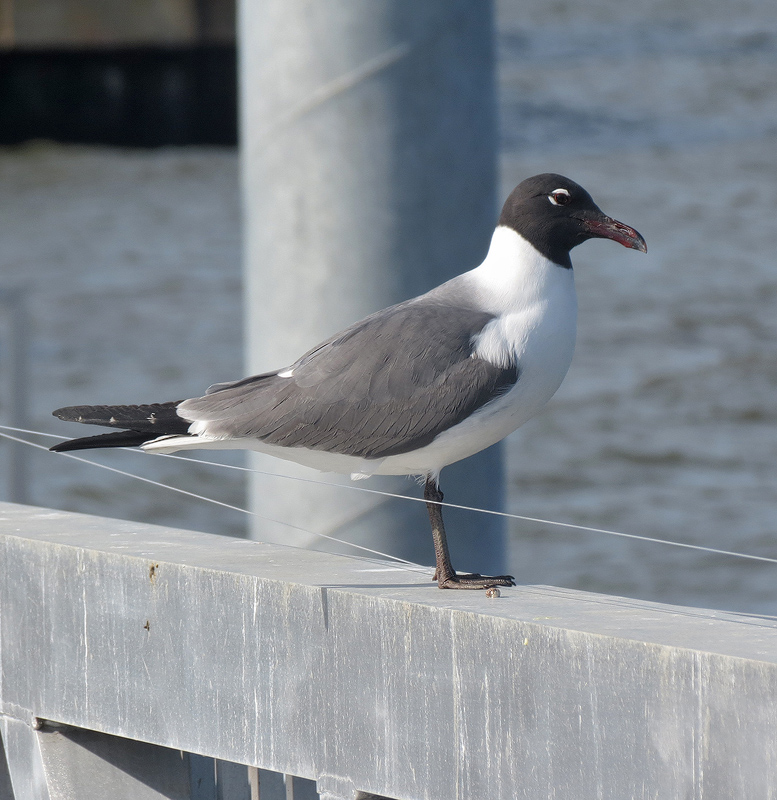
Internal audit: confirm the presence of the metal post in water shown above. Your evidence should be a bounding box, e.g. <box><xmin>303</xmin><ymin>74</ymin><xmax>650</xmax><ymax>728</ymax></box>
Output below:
<box><xmin>238</xmin><ymin>0</ymin><xmax>506</xmax><ymax>572</ymax></box>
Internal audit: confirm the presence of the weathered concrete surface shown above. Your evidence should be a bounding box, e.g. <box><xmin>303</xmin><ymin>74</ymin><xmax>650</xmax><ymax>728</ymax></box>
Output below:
<box><xmin>2</xmin><ymin>501</ymin><xmax>777</xmax><ymax>800</ymax></box>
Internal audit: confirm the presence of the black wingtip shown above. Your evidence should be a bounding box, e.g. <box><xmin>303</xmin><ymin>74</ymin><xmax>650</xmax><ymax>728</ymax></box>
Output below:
<box><xmin>50</xmin><ymin>442</ymin><xmax>75</xmax><ymax>453</ymax></box>
<box><xmin>50</xmin><ymin>430</ymin><xmax>156</xmax><ymax>453</ymax></box>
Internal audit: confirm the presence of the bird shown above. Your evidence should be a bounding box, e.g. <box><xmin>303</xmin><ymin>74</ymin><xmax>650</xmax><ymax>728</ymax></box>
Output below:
<box><xmin>51</xmin><ymin>173</ymin><xmax>646</xmax><ymax>590</ymax></box>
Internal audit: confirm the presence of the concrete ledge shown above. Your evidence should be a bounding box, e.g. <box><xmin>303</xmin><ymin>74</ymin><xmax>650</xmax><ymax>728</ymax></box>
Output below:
<box><xmin>2</xmin><ymin>501</ymin><xmax>777</xmax><ymax>799</ymax></box>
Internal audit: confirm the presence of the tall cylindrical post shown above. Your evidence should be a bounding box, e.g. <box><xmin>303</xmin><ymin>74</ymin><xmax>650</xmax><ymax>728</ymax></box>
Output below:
<box><xmin>238</xmin><ymin>0</ymin><xmax>505</xmax><ymax>573</ymax></box>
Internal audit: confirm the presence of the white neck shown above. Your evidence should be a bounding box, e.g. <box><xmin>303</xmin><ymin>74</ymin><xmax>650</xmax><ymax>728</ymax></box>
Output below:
<box><xmin>467</xmin><ymin>226</ymin><xmax>573</xmax><ymax>314</ymax></box>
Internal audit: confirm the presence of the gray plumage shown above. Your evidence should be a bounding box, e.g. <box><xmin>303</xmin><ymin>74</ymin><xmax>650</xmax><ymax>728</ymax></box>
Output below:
<box><xmin>179</xmin><ymin>298</ymin><xmax>519</xmax><ymax>459</ymax></box>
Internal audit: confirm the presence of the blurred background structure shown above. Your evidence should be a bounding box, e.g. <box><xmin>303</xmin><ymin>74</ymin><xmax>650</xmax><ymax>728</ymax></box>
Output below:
<box><xmin>0</xmin><ymin>0</ymin><xmax>236</xmax><ymax>145</ymax></box>
<box><xmin>0</xmin><ymin>0</ymin><xmax>776</xmax><ymax>612</ymax></box>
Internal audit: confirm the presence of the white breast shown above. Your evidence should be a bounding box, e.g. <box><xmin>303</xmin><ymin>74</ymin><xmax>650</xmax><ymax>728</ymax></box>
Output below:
<box><xmin>470</xmin><ymin>226</ymin><xmax>578</xmax><ymax>406</ymax></box>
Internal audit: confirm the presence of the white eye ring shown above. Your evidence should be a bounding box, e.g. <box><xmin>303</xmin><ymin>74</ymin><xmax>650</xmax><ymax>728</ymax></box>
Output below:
<box><xmin>548</xmin><ymin>188</ymin><xmax>571</xmax><ymax>206</ymax></box>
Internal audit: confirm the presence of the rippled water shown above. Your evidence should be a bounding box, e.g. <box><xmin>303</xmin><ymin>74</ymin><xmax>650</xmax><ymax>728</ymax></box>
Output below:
<box><xmin>1</xmin><ymin>0</ymin><xmax>775</xmax><ymax>613</ymax></box>
<box><xmin>496</xmin><ymin>0</ymin><xmax>777</xmax><ymax>613</ymax></box>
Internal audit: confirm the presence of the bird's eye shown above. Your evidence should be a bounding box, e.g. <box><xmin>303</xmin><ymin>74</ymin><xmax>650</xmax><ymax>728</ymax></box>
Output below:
<box><xmin>548</xmin><ymin>189</ymin><xmax>571</xmax><ymax>206</ymax></box>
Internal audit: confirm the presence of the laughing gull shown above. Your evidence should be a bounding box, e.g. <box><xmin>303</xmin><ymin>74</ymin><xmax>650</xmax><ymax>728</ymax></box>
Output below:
<box><xmin>51</xmin><ymin>173</ymin><xmax>646</xmax><ymax>589</ymax></box>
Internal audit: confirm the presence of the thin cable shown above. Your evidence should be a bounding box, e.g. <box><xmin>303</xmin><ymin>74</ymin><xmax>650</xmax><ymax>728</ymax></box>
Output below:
<box><xmin>3</xmin><ymin>424</ymin><xmax>777</xmax><ymax>568</ymax></box>
<box><xmin>0</xmin><ymin>429</ymin><xmax>428</xmax><ymax>573</ymax></box>
<box><xmin>0</xmin><ymin>424</ymin><xmax>69</xmax><ymax>439</ymax></box>
<box><xmin>150</xmin><ymin>450</ymin><xmax>777</xmax><ymax>567</ymax></box>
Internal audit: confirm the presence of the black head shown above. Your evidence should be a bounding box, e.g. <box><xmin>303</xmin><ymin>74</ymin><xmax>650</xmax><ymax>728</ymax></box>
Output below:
<box><xmin>498</xmin><ymin>173</ymin><xmax>647</xmax><ymax>268</ymax></box>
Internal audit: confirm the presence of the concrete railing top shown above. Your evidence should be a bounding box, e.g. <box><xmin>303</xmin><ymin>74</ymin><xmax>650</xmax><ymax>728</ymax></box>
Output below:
<box><xmin>2</xmin><ymin>500</ymin><xmax>777</xmax><ymax>800</ymax></box>
<box><xmin>1</xmin><ymin>501</ymin><xmax>774</xmax><ymax>659</ymax></box>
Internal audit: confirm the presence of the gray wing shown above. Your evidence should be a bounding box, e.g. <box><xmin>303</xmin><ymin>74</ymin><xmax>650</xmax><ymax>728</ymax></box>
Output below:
<box><xmin>178</xmin><ymin>299</ymin><xmax>519</xmax><ymax>460</ymax></box>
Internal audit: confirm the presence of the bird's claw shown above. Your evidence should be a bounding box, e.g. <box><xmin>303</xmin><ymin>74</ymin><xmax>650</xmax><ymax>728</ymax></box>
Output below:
<box><xmin>436</xmin><ymin>571</ymin><xmax>515</xmax><ymax>590</ymax></box>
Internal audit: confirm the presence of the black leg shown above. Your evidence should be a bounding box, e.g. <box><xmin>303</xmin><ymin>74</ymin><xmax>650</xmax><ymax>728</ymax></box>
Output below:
<box><xmin>424</xmin><ymin>476</ymin><xmax>515</xmax><ymax>590</ymax></box>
